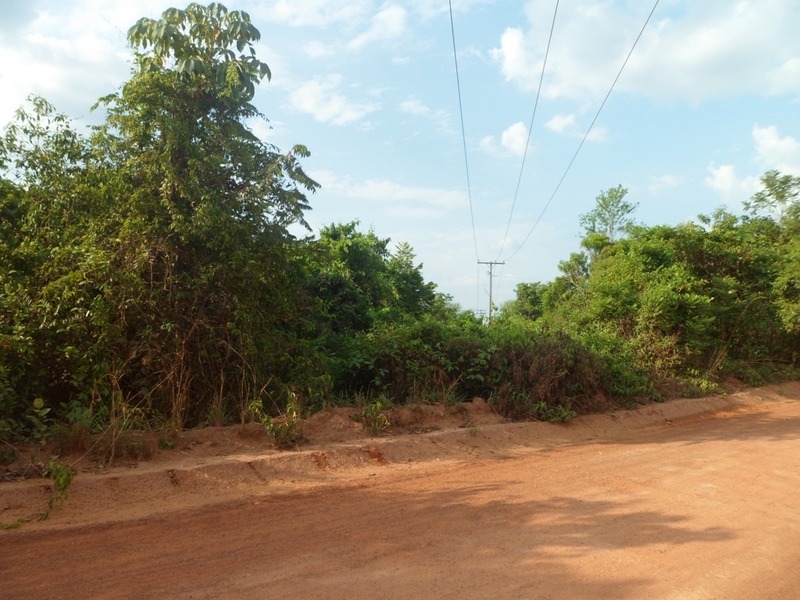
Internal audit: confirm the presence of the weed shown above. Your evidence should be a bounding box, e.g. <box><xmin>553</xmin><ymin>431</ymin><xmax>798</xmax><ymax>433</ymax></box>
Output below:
<box><xmin>100</xmin><ymin>398</ymin><xmax>153</xmax><ymax>463</ymax></box>
<box><xmin>39</xmin><ymin>460</ymin><xmax>74</xmax><ymax>521</ymax></box>
<box><xmin>0</xmin><ymin>442</ymin><xmax>19</xmax><ymax>465</ymax></box>
<box><xmin>360</xmin><ymin>400</ymin><xmax>390</xmax><ymax>436</ymax></box>
<box><xmin>681</xmin><ymin>369</ymin><xmax>722</xmax><ymax>397</ymax></box>
<box><xmin>534</xmin><ymin>401</ymin><xmax>577</xmax><ymax>423</ymax></box>
<box><xmin>27</xmin><ymin>398</ymin><xmax>52</xmax><ymax>443</ymax></box>
<box><xmin>0</xmin><ymin>519</ymin><xmax>25</xmax><ymax>530</ymax></box>
<box><xmin>55</xmin><ymin>400</ymin><xmax>100</xmax><ymax>453</ymax></box>
<box><xmin>158</xmin><ymin>437</ymin><xmax>176</xmax><ymax>450</ymax></box>
<box><xmin>248</xmin><ymin>394</ymin><xmax>304</xmax><ymax>449</ymax></box>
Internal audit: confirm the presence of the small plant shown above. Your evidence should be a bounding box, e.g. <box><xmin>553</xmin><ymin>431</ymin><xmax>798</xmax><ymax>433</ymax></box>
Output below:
<box><xmin>39</xmin><ymin>460</ymin><xmax>74</xmax><ymax>521</ymax></box>
<box><xmin>158</xmin><ymin>437</ymin><xmax>176</xmax><ymax>450</ymax></box>
<box><xmin>248</xmin><ymin>394</ymin><xmax>304</xmax><ymax>449</ymax></box>
<box><xmin>55</xmin><ymin>400</ymin><xmax>100</xmax><ymax>453</ymax></box>
<box><xmin>532</xmin><ymin>400</ymin><xmax>577</xmax><ymax>423</ymax></box>
<box><xmin>361</xmin><ymin>400</ymin><xmax>390</xmax><ymax>436</ymax></box>
<box><xmin>0</xmin><ymin>441</ymin><xmax>19</xmax><ymax>465</ymax></box>
<box><xmin>0</xmin><ymin>519</ymin><xmax>24</xmax><ymax>530</ymax></box>
<box><xmin>27</xmin><ymin>398</ymin><xmax>52</xmax><ymax>443</ymax></box>
<box><xmin>549</xmin><ymin>403</ymin><xmax>577</xmax><ymax>423</ymax></box>
<box><xmin>681</xmin><ymin>369</ymin><xmax>722</xmax><ymax>397</ymax></box>
<box><xmin>100</xmin><ymin>398</ymin><xmax>154</xmax><ymax>463</ymax></box>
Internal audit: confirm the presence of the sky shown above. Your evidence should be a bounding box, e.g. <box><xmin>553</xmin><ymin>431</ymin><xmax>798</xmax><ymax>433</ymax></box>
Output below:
<box><xmin>1</xmin><ymin>0</ymin><xmax>799</xmax><ymax>313</ymax></box>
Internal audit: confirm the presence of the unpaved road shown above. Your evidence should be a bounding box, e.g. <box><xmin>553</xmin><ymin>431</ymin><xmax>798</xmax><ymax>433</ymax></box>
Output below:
<box><xmin>2</xmin><ymin>384</ymin><xmax>800</xmax><ymax>599</ymax></box>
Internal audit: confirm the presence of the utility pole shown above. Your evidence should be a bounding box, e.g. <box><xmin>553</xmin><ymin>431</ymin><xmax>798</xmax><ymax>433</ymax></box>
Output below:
<box><xmin>478</xmin><ymin>260</ymin><xmax>504</xmax><ymax>325</ymax></box>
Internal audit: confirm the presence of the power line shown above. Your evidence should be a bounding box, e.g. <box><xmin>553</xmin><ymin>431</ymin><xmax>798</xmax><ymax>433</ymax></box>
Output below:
<box><xmin>496</xmin><ymin>0</ymin><xmax>560</xmax><ymax>261</ymax></box>
<box><xmin>448</xmin><ymin>0</ymin><xmax>480</xmax><ymax>265</ymax></box>
<box><xmin>504</xmin><ymin>0</ymin><xmax>661</xmax><ymax>262</ymax></box>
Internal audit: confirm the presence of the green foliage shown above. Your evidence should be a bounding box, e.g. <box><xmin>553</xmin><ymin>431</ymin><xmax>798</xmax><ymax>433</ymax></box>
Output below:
<box><xmin>0</xmin><ymin>519</ymin><xmax>24</xmax><ymax>530</ymax></box>
<box><xmin>0</xmin><ymin>3</ymin><xmax>320</xmax><ymax>436</ymax></box>
<box><xmin>0</xmin><ymin>442</ymin><xmax>19</xmax><ymax>465</ymax></box>
<box><xmin>54</xmin><ymin>401</ymin><xmax>96</xmax><ymax>453</ymax></box>
<box><xmin>485</xmin><ymin>327</ymin><xmax>605</xmax><ymax>421</ymax></box>
<box><xmin>503</xmin><ymin>282</ymin><xmax>547</xmax><ymax>321</ymax></box>
<box><xmin>774</xmin><ymin>235</ymin><xmax>800</xmax><ymax>333</ymax></box>
<box><xmin>304</xmin><ymin>221</ymin><xmax>439</xmax><ymax>337</ymax></box>
<box><xmin>508</xmin><ymin>177</ymin><xmax>799</xmax><ymax>398</ymax></box>
<box><xmin>128</xmin><ymin>3</ymin><xmax>271</xmax><ymax>104</ymax></box>
<box><xmin>578</xmin><ymin>329</ymin><xmax>653</xmax><ymax>400</ymax></box>
<box><xmin>743</xmin><ymin>170</ymin><xmax>800</xmax><ymax>222</ymax></box>
<box><xmin>39</xmin><ymin>460</ymin><xmax>74</xmax><ymax>521</ymax></box>
<box><xmin>339</xmin><ymin>313</ymin><xmax>485</xmax><ymax>404</ymax></box>
<box><xmin>680</xmin><ymin>369</ymin><xmax>723</xmax><ymax>397</ymax></box>
<box><xmin>579</xmin><ymin>184</ymin><xmax>637</xmax><ymax>243</ymax></box>
<box><xmin>248</xmin><ymin>394</ymin><xmax>304</xmax><ymax>449</ymax></box>
<box><xmin>27</xmin><ymin>398</ymin><xmax>52</xmax><ymax>443</ymax></box>
<box><xmin>360</xmin><ymin>400</ymin><xmax>390</xmax><ymax>435</ymax></box>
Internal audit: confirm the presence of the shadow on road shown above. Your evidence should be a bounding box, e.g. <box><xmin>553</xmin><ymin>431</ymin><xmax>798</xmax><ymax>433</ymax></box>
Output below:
<box><xmin>2</xmin><ymin>474</ymin><xmax>736</xmax><ymax>599</ymax></box>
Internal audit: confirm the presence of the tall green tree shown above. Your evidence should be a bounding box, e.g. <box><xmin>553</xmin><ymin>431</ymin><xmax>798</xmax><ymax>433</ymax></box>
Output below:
<box><xmin>743</xmin><ymin>171</ymin><xmax>800</xmax><ymax>333</ymax></box>
<box><xmin>579</xmin><ymin>184</ymin><xmax>637</xmax><ymax>244</ymax></box>
<box><xmin>306</xmin><ymin>222</ymin><xmax>439</xmax><ymax>334</ymax></box>
<box><xmin>1</xmin><ymin>4</ymin><xmax>318</xmax><ymax>429</ymax></box>
<box><xmin>744</xmin><ymin>170</ymin><xmax>800</xmax><ymax>224</ymax></box>
<box><xmin>97</xmin><ymin>3</ymin><xmax>318</xmax><ymax>424</ymax></box>
<box><xmin>386</xmin><ymin>242</ymin><xmax>437</xmax><ymax>318</ymax></box>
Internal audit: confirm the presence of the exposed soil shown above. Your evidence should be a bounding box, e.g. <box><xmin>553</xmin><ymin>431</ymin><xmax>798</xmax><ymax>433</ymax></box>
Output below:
<box><xmin>2</xmin><ymin>383</ymin><xmax>800</xmax><ymax>599</ymax></box>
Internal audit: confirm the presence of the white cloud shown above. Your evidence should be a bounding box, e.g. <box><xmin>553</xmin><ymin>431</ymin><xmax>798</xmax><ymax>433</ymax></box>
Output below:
<box><xmin>705</xmin><ymin>163</ymin><xmax>760</xmax><ymax>205</ymax></box>
<box><xmin>585</xmin><ymin>126</ymin><xmax>610</xmax><ymax>143</ymax></box>
<box><xmin>480</xmin><ymin>122</ymin><xmax>531</xmax><ymax>157</ymax></box>
<box><xmin>305</xmin><ymin>40</ymin><xmax>333</xmax><ymax>58</ymax></box>
<box><xmin>544</xmin><ymin>113</ymin><xmax>608</xmax><ymax>142</ymax></box>
<box><xmin>347</xmin><ymin>5</ymin><xmax>407</xmax><ymax>51</ymax></box>
<box><xmin>399</xmin><ymin>96</ymin><xmax>452</xmax><ymax>133</ymax></box>
<box><xmin>624</xmin><ymin>2</ymin><xmax>800</xmax><ymax>102</ymax></box>
<box><xmin>752</xmin><ymin>125</ymin><xmax>800</xmax><ymax>175</ymax></box>
<box><xmin>289</xmin><ymin>75</ymin><xmax>378</xmax><ymax>125</ymax></box>
<box><xmin>400</xmin><ymin>97</ymin><xmax>431</xmax><ymax>116</ymax></box>
<box><xmin>544</xmin><ymin>113</ymin><xmax>576</xmax><ymax>134</ymax></box>
<box><xmin>491</xmin><ymin>0</ymin><xmax>800</xmax><ymax>103</ymax></box>
<box><xmin>767</xmin><ymin>57</ymin><xmax>800</xmax><ymax>96</ymax></box>
<box><xmin>705</xmin><ymin>125</ymin><xmax>800</xmax><ymax>205</ymax></box>
<box><xmin>490</xmin><ymin>27</ymin><xmax>534</xmax><ymax>90</ymax></box>
<box><xmin>500</xmin><ymin>121</ymin><xmax>529</xmax><ymax>156</ymax></box>
<box><xmin>0</xmin><ymin>0</ymin><xmax>40</xmax><ymax>39</ymax></box>
<box><xmin>648</xmin><ymin>174</ymin><xmax>687</xmax><ymax>196</ymax></box>
<box><xmin>407</xmin><ymin>0</ymin><xmax>495</xmax><ymax>21</ymax></box>
<box><xmin>312</xmin><ymin>170</ymin><xmax>467</xmax><ymax>218</ymax></box>
<box><xmin>260</xmin><ymin>0</ymin><xmax>371</xmax><ymax>28</ymax></box>
<box><xmin>0</xmin><ymin>3</ymin><xmax>141</xmax><ymax>126</ymax></box>
<box><xmin>479</xmin><ymin>135</ymin><xmax>498</xmax><ymax>155</ymax></box>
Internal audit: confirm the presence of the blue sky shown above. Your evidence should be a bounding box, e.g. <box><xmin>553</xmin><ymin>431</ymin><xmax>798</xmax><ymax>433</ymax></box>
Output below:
<box><xmin>1</xmin><ymin>0</ymin><xmax>799</xmax><ymax>312</ymax></box>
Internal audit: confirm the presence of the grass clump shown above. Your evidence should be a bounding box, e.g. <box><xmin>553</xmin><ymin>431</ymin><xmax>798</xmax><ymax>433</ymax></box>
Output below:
<box><xmin>360</xmin><ymin>400</ymin><xmax>390</xmax><ymax>435</ymax></box>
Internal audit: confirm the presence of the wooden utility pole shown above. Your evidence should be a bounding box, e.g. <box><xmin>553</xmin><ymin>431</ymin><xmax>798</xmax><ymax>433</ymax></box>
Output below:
<box><xmin>478</xmin><ymin>260</ymin><xmax>504</xmax><ymax>325</ymax></box>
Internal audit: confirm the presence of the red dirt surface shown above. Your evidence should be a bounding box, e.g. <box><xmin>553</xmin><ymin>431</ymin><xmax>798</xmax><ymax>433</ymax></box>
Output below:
<box><xmin>2</xmin><ymin>383</ymin><xmax>800</xmax><ymax>599</ymax></box>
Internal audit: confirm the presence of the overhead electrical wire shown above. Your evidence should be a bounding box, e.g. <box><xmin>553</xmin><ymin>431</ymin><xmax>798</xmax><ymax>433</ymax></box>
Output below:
<box><xmin>496</xmin><ymin>0</ymin><xmax>560</xmax><ymax>261</ymax></box>
<box><xmin>504</xmin><ymin>0</ymin><xmax>661</xmax><ymax>262</ymax></box>
<box><xmin>448</xmin><ymin>0</ymin><xmax>481</xmax><ymax>265</ymax></box>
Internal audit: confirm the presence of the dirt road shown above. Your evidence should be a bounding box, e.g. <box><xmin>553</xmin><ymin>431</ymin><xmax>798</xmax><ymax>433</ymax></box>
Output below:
<box><xmin>3</xmin><ymin>384</ymin><xmax>800</xmax><ymax>599</ymax></box>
